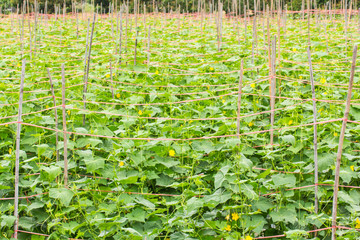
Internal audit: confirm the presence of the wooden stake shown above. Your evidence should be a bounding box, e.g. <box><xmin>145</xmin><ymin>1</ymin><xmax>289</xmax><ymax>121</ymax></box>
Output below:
<box><xmin>83</xmin><ymin>13</ymin><xmax>96</xmax><ymax>126</ymax></box>
<box><xmin>61</xmin><ymin>64</ymin><xmax>68</xmax><ymax>186</ymax></box>
<box><xmin>134</xmin><ymin>29</ymin><xmax>138</xmax><ymax>66</ymax></box>
<box><xmin>47</xmin><ymin>68</ymin><xmax>59</xmax><ymax>163</ymax></box>
<box><xmin>109</xmin><ymin>61</ymin><xmax>115</xmax><ymax>99</ymax></box>
<box><xmin>147</xmin><ymin>25</ymin><xmax>151</xmax><ymax>65</ymax></box>
<box><xmin>331</xmin><ymin>45</ymin><xmax>358</xmax><ymax>240</ymax></box>
<box><xmin>307</xmin><ymin>47</ymin><xmax>319</xmax><ymax>217</ymax></box>
<box><xmin>237</xmin><ymin>60</ymin><xmax>244</xmax><ymax>137</ymax></box>
<box><xmin>270</xmin><ymin>36</ymin><xmax>276</xmax><ymax>146</ymax></box>
<box><xmin>13</xmin><ymin>59</ymin><xmax>26</xmax><ymax>240</ymax></box>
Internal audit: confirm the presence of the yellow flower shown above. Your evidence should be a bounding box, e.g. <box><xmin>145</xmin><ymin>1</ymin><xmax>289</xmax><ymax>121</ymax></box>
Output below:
<box><xmin>356</xmin><ymin>218</ymin><xmax>360</xmax><ymax>228</ymax></box>
<box><xmin>225</xmin><ymin>225</ymin><xmax>231</xmax><ymax>231</ymax></box>
<box><xmin>256</xmin><ymin>100</ymin><xmax>259</xmax><ymax>103</ymax></box>
<box><xmin>245</xmin><ymin>236</ymin><xmax>252</xmax><ymax>240</ymax></box>
<box><xmin>112</xmin><ymin>73</ymin><xmax>115</xmax><ymax>76</ymax></box>
<box><xmin>248</xmin><ymin>122</ymin><xmax>254</xmax><ymax>127</ymax></box>
<box><xmin>334</xmin><ymin>132</ymin><xmax>338</xmax><ymax>137</ymax></box>
<box><xmin>106</xmin><ymin>74</ymin><xmax>110</xmax><ymax>78</ymax></box>
<box><xmin>46</xmin><ymin>105</ymin><xmax>50</xmax><ymax>109</ymax></box>
<box><xmin>5</xmin><ymin>124</ymin><xmax>8</xmax><ymax>127</ymax></box>
<box><xmin>209</xmin><ymin>67</ymin><xmax>214</xmax><ymax>71</ymax></box>
<box><xmin>350</xmin><ymin>165</ymin><xmax>355</xmax><ymax>171</ymax></box>
<box><xmin>116</xmin><ymin>93</ymin><xmax>120</xmax><ymax>98</ymax></box>
<box><xmin>299</xmin><ymin>76</ymin><xmax>303</xmax><ymax>79</ymax></box>
<box><xmin>9</xmin><ymin>148</ymin><xmax>12</xmax><ymax>154</ymax></box>
<box><xmin>222</xmin><ymin>100</ymin><xmax>225</xmax><ymax>104</ymax></box>
<box><xmin>220</xmin><ymin>96</ymin><xmax>223</xmax><ymax>99</ymax></box>
<box><xmin>200</xmin><ymin>59</ymin><xmax>204</xmax><ymax>62</ymax></box>
<box><xmin>250</xmin><ymin>83</ymin><xmax>255</xmax><ymax>88</ymax></box>
<box><xmin>288</xmin><ymin>120</ymin><xmax>293</xmax><ymax>125</ymax></box>
<box><xmin>189</xmin><ymin>120</ymin><xmax>193</xmax><ymax>124</ymax></box>
<box><xmin>225</xmin><ymin>214</ymin><xmax>230</xmax><ymax>220</ymax></box>
<box><xmin>223</xmin><ymin>111</ymin><xmax>226</xmax><ymax>114</ymax></box>
<box><xmin>169</xmin><ymin>150</ymin><xmax>175</xmax><ymax>157</ymax></box>
<box><xmin>17</xmin><ymin>63</ymin><xmax>21</xmax><ymax>67</ymax></box>
<box><xmin>320</xmin><ymin>78</ymin><xmax>326</xmax><ymax>84</ymax></box>
<box><xmin>67</xmin><ymin>110</ymin><xmax>71</xmax><ymax>115</ymax></box>
<box><xmin>293</xmin><ymin>48</ymin><xmax>296</xmax><ymax>52</ymax></box>
<box><xmin>207</xmin><ymin>86</ymin><xmax>210</xmax><ymax>89</ymax></box>
<box><xmin>138</xmin><ymin>110</ymin><xmax>142</xmax><ymax>115</ymax></box>
<box><xmin>119</xmin><ymin>161</ymin><xmax>125</xmax><ymax>167</ymax></box>
<box><xmin>155</xmin><ymin>70</ymin><xmax>159</xmax><ymax>75</ymax></box>
<box><xmin>232</xmin><ymin>212</ymin><xmax>239</xmax><ymax>221</ymax></box>
<box><xmin>324</xmin><ymin>92</ymin><xmax>328</xmax><ymax>95</ymax></box>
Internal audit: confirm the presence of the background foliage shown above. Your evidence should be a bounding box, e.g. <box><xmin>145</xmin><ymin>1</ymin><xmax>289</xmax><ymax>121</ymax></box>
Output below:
<box><xmin>0</xmin><ymin>0</ymin><xmax>352</xmax><ymax>14</ymax></box>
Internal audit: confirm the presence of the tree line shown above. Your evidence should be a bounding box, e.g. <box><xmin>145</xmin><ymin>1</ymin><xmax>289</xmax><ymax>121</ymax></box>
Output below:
<box><xmin>0</xmin><ymin>0</ymin><xmax>352</xmax><ymax>14</ymax></box>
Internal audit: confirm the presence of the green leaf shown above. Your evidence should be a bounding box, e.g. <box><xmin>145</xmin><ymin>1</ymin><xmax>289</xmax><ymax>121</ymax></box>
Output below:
<box><xmin>272</xmin><ymin>174</ymin><xmax>296</xmax><ymax>187</ymax></box>
<box><xmin>280</xmin><ymin>135</ymin><xmax>295</xmax><ymax>145</ymax></box>
<box><xmin>84</xmin><ymin>156</ymin><xmax>105</xmax><ymax>172</ymax></box>
<box><xmin>1</xmin><ymin>215</ymin><xmax>16</xmax><ymax>227</ymax></box>
<box><xmin>130</xmin><ymin>152</ymin><xmax>146</xmax><ymax>166</ymax></box>
<box><xmin>126</xmin><ymin>207</ymin><xmax>146</xmax><ymax>222</ymax></box>
<box><xmin>254</xmin><ymin>197</ymin><xmax>273</xmax><ymax>212</ymax></box>
<box><xmin>49</xmin><ymin>188</ymin><xmax>74</xmax><ymax>206</ymax></box>
<box><xmin>270</xmin><ymin>207</ymin><xmax>297</xmax><ymax>224</ymax></box>
<box><xmin>35</xmin><ymin>144</ymin><xmax>49</xmax><ymax>156</ymax></box>
<box><xmin>27</xmin><ymin>201</ymin><xmax>44</xmax><ymax>213</ymax></box>
<box><xmin>214</xmin><ymin>165</ymin><xmax>231</xmax><ymax>189</ymax></box>
<box><xmin>203</xmin><ymin>189</ymin><xmax>231</xmax><ymax>207</ymax></box>
<box><xmin>41</xmin><ymin>166</ymin><xmax>61</xmax><ymax>181</ymax></box>
<box><xmin>256</xmin><ymin>168</ymin><xmax>271</xmax><ymax>179</ymax></box>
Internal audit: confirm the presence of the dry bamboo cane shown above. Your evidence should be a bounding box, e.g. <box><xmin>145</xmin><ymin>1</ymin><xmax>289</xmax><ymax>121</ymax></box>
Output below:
<box><xmin>147</xmin><ymin>25</ymin><xmax>151</xmax><ymax>65</ymax></box>
<box><xmin>270</xmin><ymin>36</ymin><xmax>276</xmax><ymax>146</ymax></box>
<box><xmin>61</xmin><ymin>64</ymin><xmax>68</xmax><ymax>186</ymax></box>
<box><xmin>244</xmin><ymin>4</ymin><xmax>247</xmax><ymax>43</ymax></box>
<box><xmin>307</xmin><ymin>47</ymin><xmax>319</xmax><ymax>218</ymax></box>
<box><xmin>267</xmin><ymin>5</ymin><xmax>270</xmax><ymax>69</ymax></box>
<box><xmin>119</xmin><ymin>5</ymin><xmax>123</xmax><ymax>67</ymax></box>
<box><xmin>83</xmin><ymin>13</ymin><xmax>96</xmax><ymax>126</ymax></box>
<box><xmin>109</xmin><ymin>61</ymin><xmax>115</xmax><ymax>99</ymax></box>
<box><xmin>134</xmin><ymin>29</ymin><xmax>138</xmax><ymax>66</ymax></box>
<box><xmin>237</xmin><ymin>59</ymin><xmax>244</xmax><ymax>137</ymax></box>
<box><xmin>358</xmin><ymin>8</ymin><xmax>360</xmax><ymax>34</ymax></box>
<box><xmin>307</xmin><ymin>0</ymin><xmax>311</xmax><ymax>46</ymax></box>
<box><xmin>331</xmin><ymin>45</ymin><xmax>358</xmax><ymax>240</ymax></box>
<box><xmin>76</xmin><ymin>8</ymin><xmax>79</xmax><ymax>39</ymax></box>
<box><xmin>47</xmin><ymin>68</ymin><xmax>59</xmax><ymax>163</ymax></box>
<box><xmin>276</xmin><ymin>0</ymin><xmax>281</xmax><ymax>62</ymax></box>
<box><xmin>344</xmin><ymin>0</ymin><xmax>348</xmax><ymax>51</ymax></box>
<box><xmin>13</xmin><ymin>59</ymin><xmax>26</xmax><ymax>240</ymax></box>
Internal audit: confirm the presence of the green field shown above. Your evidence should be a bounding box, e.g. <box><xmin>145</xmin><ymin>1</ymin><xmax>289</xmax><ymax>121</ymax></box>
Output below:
<box><xmin>1</xmin><ymin>7</ymin><xmax>360</xmax><ymax>240</ymax></box>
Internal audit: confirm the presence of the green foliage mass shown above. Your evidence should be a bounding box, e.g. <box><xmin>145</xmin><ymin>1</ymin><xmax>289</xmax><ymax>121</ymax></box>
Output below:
<box><xmin>0</xmin><ymin>7</ymin><xmax>360</xmax><ymax>240</ymax></box>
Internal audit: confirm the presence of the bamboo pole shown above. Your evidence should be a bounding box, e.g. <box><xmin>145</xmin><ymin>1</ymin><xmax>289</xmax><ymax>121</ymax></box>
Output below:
<box><xmin>47</xmin><ymin>68</ymin><xmax>59</xmax><ymax>163</ymax></box>
<box><xmin>147</xmin><ymin>25</ymin><xmax>151</xmax><ymax>65</ymax></box>
<box><xmin>270</xmin><ymin>36</ymin><xmax>276</xmax><ymax>146</ymax></box>
<box><xmin>331</xmin><ymin>45</ymin><xmax>358</xmax><ymax>240</ymax></box>
<box><xmin>13</xmin><ymin>59</ymin><xmax>26</xmax><ymax>240</ymax></box>
<box><xmin>61</xmin><ymin>64</ymin><xmax>68</xmax><ymax>186</ymax></box>
<box><xmin>237</xmin><ymin>60</ymin><xmax>244</xmax><ymax>137</ymax></box>
<box><xmin>83</xmin><ymin>13</ymin><xmax>96</xmax><ymax>126</ymax></box>
<box><xmin>307</xmin><ymin>47</ymin><xmax>319</xmax><ymax>217</ymax></box>
<box><xmin>307</xmin><ymin>0</ymin><xmax>311</xmax><ymax>46</ymax></box>
<box><xmin>108</xmin><ymin>60</ymin><xmax>114</xmax><ymax>100</ymax></box>
<box><xmin>134</xmin><ymin>29</ymin><xmax>138</xmax><ymax>66</ymax></box>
